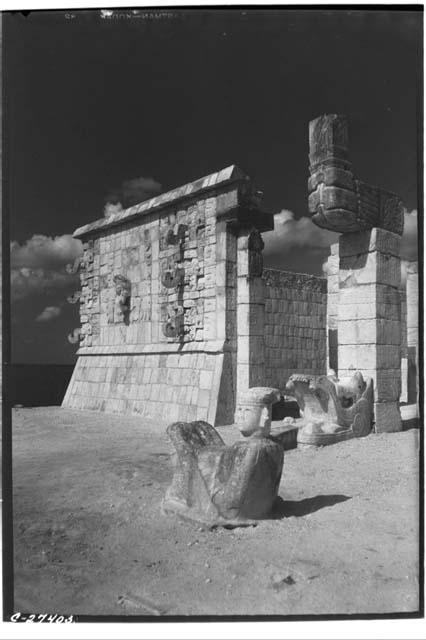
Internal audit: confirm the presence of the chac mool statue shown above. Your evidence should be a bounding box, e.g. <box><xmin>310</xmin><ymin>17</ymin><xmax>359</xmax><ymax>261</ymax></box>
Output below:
<box><xmin>162</xmin><ymin>387</ymin><xmax>284</xmax><ymax>527</ymax></box>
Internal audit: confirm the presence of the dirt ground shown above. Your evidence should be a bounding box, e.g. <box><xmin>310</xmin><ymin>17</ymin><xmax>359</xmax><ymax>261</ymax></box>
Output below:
<box><xmin>11</xmin><ymin>407</ymin><xmax>420</xmax><ymax>617</ymax></box>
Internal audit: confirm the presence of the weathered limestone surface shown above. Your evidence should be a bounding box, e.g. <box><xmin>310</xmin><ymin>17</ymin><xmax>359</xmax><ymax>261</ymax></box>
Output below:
<box><xmin>262</xmin><ymin>269</ymin><xmax>327</xmax><ymax>388</ymax></box>
<box><xmin>63</xmin><ymin>165</ymin><xmax>274</xmax><ymax>425</ymax></box>
<box><xmin>163</xmin><ymin>388</ymin><xmax>283</xmax><ymax>526</ymax></box>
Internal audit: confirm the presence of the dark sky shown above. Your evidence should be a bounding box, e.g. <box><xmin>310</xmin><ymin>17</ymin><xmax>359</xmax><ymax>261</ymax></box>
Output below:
<box><xmin>5</xmin><ymin>8</ymin><xmax>422</xmax><ymax>363</ymax></box>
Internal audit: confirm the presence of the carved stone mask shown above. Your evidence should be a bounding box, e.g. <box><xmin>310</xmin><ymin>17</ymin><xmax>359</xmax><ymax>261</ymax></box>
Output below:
<box><xmin>114</xmin><ymin>276</ymin><xmax>131</xmax><ymax>300</ymax></box>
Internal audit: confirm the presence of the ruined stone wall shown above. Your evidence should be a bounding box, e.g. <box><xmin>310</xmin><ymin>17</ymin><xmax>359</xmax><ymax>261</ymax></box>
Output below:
<box><xmin>262</xmin><ymin>269</ymin><xmax>327</xmax><ymax>388</ymax></box>
<box><xmin>63</xmin><ymin>165</ymin><xmax>274</xmax><ymax>425</ymax></box>
<box><xmin>63</xmin><ymin>193</ymin><xmax>236</xmax><ymax>423</ymax></box>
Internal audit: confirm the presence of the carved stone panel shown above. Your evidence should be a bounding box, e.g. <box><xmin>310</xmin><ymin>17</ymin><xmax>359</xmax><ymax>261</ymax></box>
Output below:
<box><xmin>160</xmin><ymin>261</ymin><xmax>185</xmax><ymax>289</ymax></box>
<box><xmin>161</xmin><ymin>302</ymin><xmax>185</xmax><ymax>338</ymax></box>
<box><xmin>112</xmin><ymin>275</ymin><xmax>131</xmax><ymax>323</ymax></box>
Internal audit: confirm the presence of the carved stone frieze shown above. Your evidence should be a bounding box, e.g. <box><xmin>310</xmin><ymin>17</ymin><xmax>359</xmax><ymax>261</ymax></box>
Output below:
<box><xmin>161</xmin><ymin>302</ymin><xmax>185</xmax><ymax>338</ymax></box>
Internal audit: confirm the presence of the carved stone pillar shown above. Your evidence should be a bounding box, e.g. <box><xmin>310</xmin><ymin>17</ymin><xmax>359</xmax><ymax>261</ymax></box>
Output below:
<box><xmin>406</xmin><ymin>261</ymin><xmax>419</xmax><ymax>406</ymax></box>
<box><xmin>325</xmin><ymin>242</ymin><xmax>339</xmax><ymax>373</ymax></box>
<box><xmin>309</xmin><ymin>113</ymin><xmax>404</xmax><ymax>433</ymax></box>
<box><xmin>400</xmin><ymin>284</ymin><xmax>408</xmax><ymax>404</ymax></box>
<box><xmin>236</xmin><ymin>228</ymin><xmax>266</xmax><ymax>400</ymax></box>
<box><xmin>337</xmin><ymin>228</ymin><xmax>402</xmax><ymax>432</ymax></box>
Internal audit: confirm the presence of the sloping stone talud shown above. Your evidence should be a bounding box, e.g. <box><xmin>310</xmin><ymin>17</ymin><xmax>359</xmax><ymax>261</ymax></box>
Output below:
<box><xmin>308</xmin><ymin>114</ymin><xmax>404</xmax><ymax>235</ymax></box>
<box><xmin>285</xmin><ymin>371</ymin><xmax>374</xmax><ymax>447</ymax></box>
<box><xmin>162</xmin><ymin>388</ymin><xmax>283</xmax><ymax>527</ymax></box>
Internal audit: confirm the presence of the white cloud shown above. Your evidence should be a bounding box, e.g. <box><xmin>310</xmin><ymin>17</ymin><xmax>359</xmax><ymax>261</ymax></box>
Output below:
<box><xmin>11</xmin><ymin>268</ymin><xmax>77</xmax><ymax>301</ymax></box>
<box><xmin>322</xmin><ymin>258</ymin><xmax>336</xmax><ymax>276</ymax></box>
<box><xmin>122</xmin><ymin>176</ymin><xmax>162</xmax><ymax>205</ymax></box>
<box><xmin>266</xmin><ymin>208</ymin><xmax>418</xmax><ymax>262</ymax></box>
<box><xmin>11</xmin><ymin>234</ymin><xmax>83</xmax><ymax>301</ymax></box>
<box><xmin>104</xmin><ymin>202</ymin><xmax>123</xmax><ymax>218</ymax></box>
<box><xmin>104</xmin><ymin>175</ymin><xmax>163</xmax><ymax>216</ymax></box>
<box><xmin>11</xmin><ymin>234</ymin><xmax>83</xmax><ymax>270</ymax></box>
<box><xmin>35</xmin><ymin>306</ymin><xmax>62</xmax><ymax>322</ymax></box>
<box><xmin>263</xmin><ymin>209</ymin><xmax>339</xmax><ymax>256</ymax></box>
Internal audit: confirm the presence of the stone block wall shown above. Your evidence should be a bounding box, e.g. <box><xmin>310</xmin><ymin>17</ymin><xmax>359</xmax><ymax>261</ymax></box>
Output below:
<box><xmin>63</xmin><ymin>165</ymin><xmax>274</xmax><ymax>425</ymax></box>
<box><xmin>262</xmin><ymin>269</ymin><xmax>327</xmax><ymax>388</ymax></box>
<box><xmin>325</xmin><ymin>243</ymin><xmax>418</xmax><ymax>415</ymax></box>
<box><xmin>62</xmin><ymin>349</ymin><xmax>225</xmax><ymax>424</ymax></box>
<box><xmin>336</xmin><ymin>228</ymin><xmax>402</xmax><ymax>432</ymax></box>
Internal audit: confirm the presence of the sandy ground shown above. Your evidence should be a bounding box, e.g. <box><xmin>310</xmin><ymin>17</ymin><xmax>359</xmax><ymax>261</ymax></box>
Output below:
<box><xmin>11</xmin><ymin>407</ymin><xmax>420</xmax><ymax>617</ymax></box>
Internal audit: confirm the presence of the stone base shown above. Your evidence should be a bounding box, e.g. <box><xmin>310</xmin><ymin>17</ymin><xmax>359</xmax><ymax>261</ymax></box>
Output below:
<box><xmin>297</xmin><ymin>425</ymin><xmax>365</xmax><ymax>448</ymax></box>
<box><xmin>270</xmin><ymin>421</ymin><xmax>300</xmax><ymax>451</ymax></box>
<box><xmin>62</xmin><ymin>350</ymin><xmax>234</xmax><ymax>426</ymax></box>
<box><xmin>374</xmin><ymin>402</ymin><xmax>402</xmax><ymax>433</ymax></box>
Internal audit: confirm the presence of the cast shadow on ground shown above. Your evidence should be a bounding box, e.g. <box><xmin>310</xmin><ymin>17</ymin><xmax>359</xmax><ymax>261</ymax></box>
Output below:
<box><xmin>271</xmin><ymin>494</ymin><xmax>351</xmax><ymax>519</ymax></box>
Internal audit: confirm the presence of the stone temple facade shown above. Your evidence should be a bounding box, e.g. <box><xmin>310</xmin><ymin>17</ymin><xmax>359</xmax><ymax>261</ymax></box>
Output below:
<box><xmin>63</xmin><ymin>114</ymin><xmax>418</xmax><ymax>433</ymax></box>
<box><xmin>63</xmin><ymin>165</ymin><xmax>327</xmax><ymax>425</ymax></box>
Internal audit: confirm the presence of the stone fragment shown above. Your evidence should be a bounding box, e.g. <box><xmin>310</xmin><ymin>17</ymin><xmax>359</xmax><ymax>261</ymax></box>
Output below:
<box><xmin>285</xmin><ymin>371</ymin><xmax>374</xmax><ymax>447</ymax></box>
